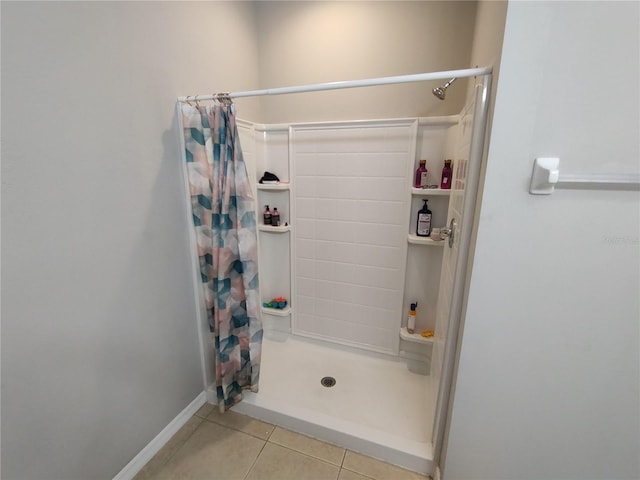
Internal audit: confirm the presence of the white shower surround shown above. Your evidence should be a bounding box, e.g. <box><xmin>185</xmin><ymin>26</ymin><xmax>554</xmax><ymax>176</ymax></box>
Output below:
<box><xmin>195</xmin><ymin>115</ymin><xmax>463</xmax><ymax>474</ymax></box>
<box><xmin>239</xmin><ymin>116</ymin><xmax>459</xmax><ymax>358</ymax></box>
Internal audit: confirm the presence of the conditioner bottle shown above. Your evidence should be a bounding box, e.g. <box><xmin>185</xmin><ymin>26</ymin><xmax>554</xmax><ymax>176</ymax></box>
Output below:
<box><xmin>407</xmin><ymin>303</ymin><xmax>417</xmax><ymax>334</ymax></box>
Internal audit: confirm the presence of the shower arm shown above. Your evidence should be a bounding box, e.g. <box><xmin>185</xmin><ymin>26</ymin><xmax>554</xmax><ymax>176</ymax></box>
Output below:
<box><xmin>441</xmin><ymin>78</ymin><xmax>456</xmax><ymax>89</ymax></box>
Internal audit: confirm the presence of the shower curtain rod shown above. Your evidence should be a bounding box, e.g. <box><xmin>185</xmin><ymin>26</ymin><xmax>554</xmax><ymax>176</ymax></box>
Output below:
<box><xmin>177</xmin><ymin>66</ymin><xmax>492</xmax><ymax>102</ymax></box>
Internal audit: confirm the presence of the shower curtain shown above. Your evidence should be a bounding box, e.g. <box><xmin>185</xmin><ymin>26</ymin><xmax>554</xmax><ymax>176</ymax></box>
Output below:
<box><xmin>181</xmin><ymin>101</ymin><xmax>262</xmax><ymax>412</ymax></box>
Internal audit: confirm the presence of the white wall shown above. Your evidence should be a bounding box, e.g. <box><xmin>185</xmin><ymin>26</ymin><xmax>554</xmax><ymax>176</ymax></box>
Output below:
<box><xmin>443</xmin><ymin>2</ymin><xmax>640</xmax><ymax>479</ymax></box>
<box><xmin>254</xmin><ymin>1</ymin><xmax>477</xmax><ymax>124</ymax></box>
<box><xmin>0</xmin><ymin>2</ymin><xmax>261</xmax><ymax>478</ymax></box>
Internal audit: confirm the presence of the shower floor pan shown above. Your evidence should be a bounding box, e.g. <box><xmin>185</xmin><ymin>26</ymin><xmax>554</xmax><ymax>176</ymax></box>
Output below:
<box><xmin>225</xmin><ymin>334</ymin><xmax>435</xmax><ymax>474</ymax></box>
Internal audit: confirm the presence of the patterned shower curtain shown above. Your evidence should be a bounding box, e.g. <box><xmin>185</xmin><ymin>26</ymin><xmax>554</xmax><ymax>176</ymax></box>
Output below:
<box><xmin>181</xmin><ymin>101</ymin><xmax>262</xmax><ymax>412</ymax></box>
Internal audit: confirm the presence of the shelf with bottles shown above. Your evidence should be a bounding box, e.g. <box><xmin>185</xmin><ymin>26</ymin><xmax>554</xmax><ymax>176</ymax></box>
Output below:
<box><xmin>259</xmin><ymin>224</ymin><xmax>291</xmax><ymax>233</ymax></box>
<box><xmin>411</xmin><ymin>194</ymin><xmax>445</xmax><ymax>246</ymax></box>
<box><xmin>407</xmin><ymin>234</ymin><xmax>444</xmax><ymax>246</ymax></box>
<box><xmin>257</xmin><ymin>182</ymin><xmax>290</xmax><ymax>191</ymax></box>
<box><xmin>412</xmin><ymin>157</ymin><xmax>453</xmax><ymax>194</ymax></box>
<box><xmin>260</xmin><ymin>203</ymin><xmax>288</xmax><ymax>231</ymax></box>
<box><xmin>400</xmin><ymin>327</ymin><xmax>434</xmax><ymax>345</ymax></box>
<box><xmin>410</xmin><ymin>187</ymin><xmax>451</xmax><ymax>197</ymax></box>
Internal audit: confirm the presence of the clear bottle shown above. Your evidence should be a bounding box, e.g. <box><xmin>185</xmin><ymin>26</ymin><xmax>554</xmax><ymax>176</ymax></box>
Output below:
<box><xmin>440</xmin><ymin>159</ymin><xmax>453</xmax><ymax>189</ymax></box>
<box><xmin>416</xmin><ymin>199</ymin><xmax>432</xmax><ymax>237</ymax></box>
<box><xmin>407</xmin><ymin>302</ymin><xmax>417</xmax><ymax>334</ymax></box>
<box><xmin>414</xmin><ymin>160</ymin><xmax>428</xmax><ymax>188</ymax></box>
<box><xmin>263</xmin><ymin>205</ymin><xmax>272</xmax><ymax>225</ymax></box>
<box><xmin>271</xmin><ymin>207</ymin><xmax>280</xmax><ymax>227</ymax></box>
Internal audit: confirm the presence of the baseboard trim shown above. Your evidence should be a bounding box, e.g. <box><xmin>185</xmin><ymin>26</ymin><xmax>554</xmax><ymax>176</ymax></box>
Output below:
<box><xmin>113</xmin><ymin>391</ymin><xmax>206</xmax><ymax>480</ymax></box>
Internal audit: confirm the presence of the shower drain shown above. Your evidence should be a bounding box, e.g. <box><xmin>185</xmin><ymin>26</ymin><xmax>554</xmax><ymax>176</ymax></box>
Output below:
<box><xmin>320</xmin><ymin>376</ymin><xmax>336</xmax><ymax>388</ymax></box>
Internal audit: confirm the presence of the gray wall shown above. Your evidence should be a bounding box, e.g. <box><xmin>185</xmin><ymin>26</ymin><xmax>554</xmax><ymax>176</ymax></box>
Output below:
<box><xmin>1</xmin><ymin>2</ymin><xmax>261</xmax><ymax>478</ymax></box>
<box><xmin>443</xmin><ymin>2</ymin><xmax>640</xmax><ymax>478</ymax></box>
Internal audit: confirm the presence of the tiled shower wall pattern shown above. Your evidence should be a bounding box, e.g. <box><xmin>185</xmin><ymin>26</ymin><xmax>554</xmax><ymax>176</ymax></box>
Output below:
<box><xmin>292</xmin><ymin>122</ymin><xmax>416</xmax><ymax>354</ymax></box>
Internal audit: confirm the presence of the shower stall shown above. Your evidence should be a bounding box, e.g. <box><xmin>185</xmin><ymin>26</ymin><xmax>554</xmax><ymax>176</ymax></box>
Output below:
<box><xmin>177</xmin><ymin>68</ymin><xmax>492</xmax><ymax>475</ymax></box>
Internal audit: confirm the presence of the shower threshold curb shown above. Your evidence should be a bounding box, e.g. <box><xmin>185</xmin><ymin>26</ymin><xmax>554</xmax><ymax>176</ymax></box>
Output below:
<box><xmin>208</xmin><ymin>388</ymin><xmax>433</xmax><ymax>475</ymax></box>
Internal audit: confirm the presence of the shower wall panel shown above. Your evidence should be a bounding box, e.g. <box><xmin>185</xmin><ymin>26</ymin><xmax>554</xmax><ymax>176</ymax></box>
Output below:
<box><xmin>291</xmin><ymin>121</ymin><xmax>416</xmax><ymax>354</ymax></box>
<box><xmin>432</xmin><ymin>91</ymin><xmax>475</xmax><ymax>388</ymax></box>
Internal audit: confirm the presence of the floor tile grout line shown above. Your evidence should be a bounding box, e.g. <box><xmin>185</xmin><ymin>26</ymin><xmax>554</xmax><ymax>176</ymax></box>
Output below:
<box><xmin>340</xmin><ymin>449</ymin><xmax>347</xmax><ymax>467</ymax></box>
<box><xmin>171</xmin><ymin>411</ymin><xmax>273</xmax><ymax>480</ymax></box>
<box><xmin>242</xmin><ymin>437</ymin><xmax>269</xmax><ymax>480</ymax></box>
<box><xmin>340</xmin><ymin>450</ymin><xmax>429</xmax><ymax>480</ymax></box>
<box><xmin>264</xmin><ymin>424</ymin><xmax>276</xmax><ymax>442</ymax></box>
<box><xmin>336</xmin><ymin>449</ymin><xmax>348</xmax><ymax>480</ymax></box>
<box><xmin>202</xmin><ymin>414</ymin><xmax>275</xmax><ymax>442</ymax></box>
<box><xmin>265</xmin><ymin>439</ymin><xmax>346</xmax><ymax>469</ymax></box>
<box><xmin>268</xmin><ymin>438</ymin><xmax>345</xmax><ymax>468</ymax></box>
<box><xmin>268</xmin><ymin>426</ymin><xmax>347</xmax><ymax>468</ymax></box>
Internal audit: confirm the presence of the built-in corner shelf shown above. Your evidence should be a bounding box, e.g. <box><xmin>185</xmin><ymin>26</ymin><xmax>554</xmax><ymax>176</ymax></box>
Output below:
<box><xmin>259</xmin><ymin>224</ymin><xmax>291</xmax><ymax>233</ymax></box>
<box><xmin>261</xmin><ymin>306</ymin><xmax>291</xmax><ymax>317</ymax></box>
<box><xmin>411</xmin><ymin>187</ymin><xmax>451</xmax><ymax>197</ymax></box>
<box><xmin>257</xmin><ymin>183</ymin><xmax>290</xmax><ymax>191</ymax></box>
<box><xmin>400</xmin><ymin>327</ymin><xmax>434</xmax><ymax>345</ymax></box>
<box><xmin>407</xmin><ymin>234</ymin><xmax>445</xmax><ymax>246</ymax></box>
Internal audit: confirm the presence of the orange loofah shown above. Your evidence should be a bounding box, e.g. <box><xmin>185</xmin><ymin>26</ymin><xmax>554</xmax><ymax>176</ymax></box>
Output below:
<box><xmin>420</xmin><ymin>330</ymin><xmax>434</xmax><ymax>338</ymax></box>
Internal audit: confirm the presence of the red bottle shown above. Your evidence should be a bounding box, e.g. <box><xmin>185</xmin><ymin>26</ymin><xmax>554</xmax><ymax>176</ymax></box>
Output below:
<box><xmin>440</xmin><ymin>159</ymin><xmax>453</xmax><ymax>189</ymax></box>
<box><xmin>415</xmin><ymin>160</ymin><xmax>428</xmax><ymax>188</ymax></box>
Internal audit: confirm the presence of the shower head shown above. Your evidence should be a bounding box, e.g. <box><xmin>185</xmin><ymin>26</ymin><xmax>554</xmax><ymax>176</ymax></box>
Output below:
<box><xmin>432</xmin><ymin>77</ymin><xmax>457</xmax><ymax>100</ymax></box>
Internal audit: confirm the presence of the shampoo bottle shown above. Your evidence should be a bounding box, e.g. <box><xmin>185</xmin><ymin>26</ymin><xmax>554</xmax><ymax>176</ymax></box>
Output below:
<box><xmin>407</xmin><ymin>303</ymin><xmax>417</xmax><ymax>334</ymax></box>
<box><xmin>271</xmin><ymin>207</ymin><xmax>280</xmax><ymax>227</ymax></box>
<box><xmin>263</xmin><ymin>205</ymin><xmax>272</xmax><ymax>225</ymax></box>
<box><xmin>440</xmin><ymin>159</ymin><xmax>453</xmax><ymax>189</ymax></box>
<box><xmin>414</xmin><ymin>160</ymin><xmax>428</xmax><ymax>188</ymax></box>
<box><xmin>416</xmin><ymin>199</ymin><xmax>432</xmax><ymax>237</ymax></box>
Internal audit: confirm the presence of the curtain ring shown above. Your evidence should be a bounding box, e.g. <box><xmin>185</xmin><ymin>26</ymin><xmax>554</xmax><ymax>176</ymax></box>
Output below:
<box><xmin>185</xmin><ymin>95</ymin><xmax>193</xmax><ymax>106</ymax></box>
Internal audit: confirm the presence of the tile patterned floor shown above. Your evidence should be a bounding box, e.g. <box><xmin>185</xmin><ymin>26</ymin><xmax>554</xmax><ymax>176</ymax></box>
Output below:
<box><xmin>134</xmin><ymin>403</ymin><xmax>430</xmax><ymax>480</ymax></box>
